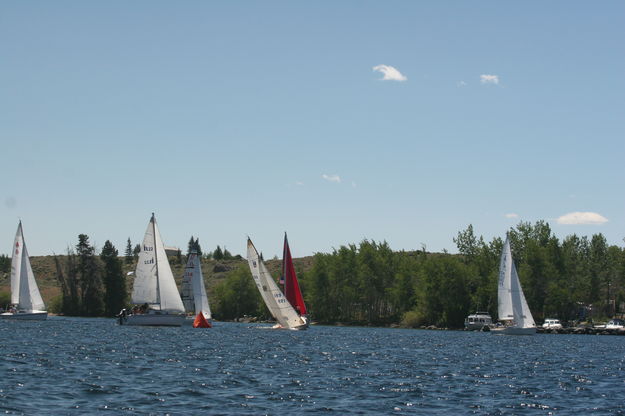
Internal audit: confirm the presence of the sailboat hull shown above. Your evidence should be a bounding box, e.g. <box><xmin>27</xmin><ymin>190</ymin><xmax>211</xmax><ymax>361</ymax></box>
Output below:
<box><xmin>491</xmin><ymin>326</ymin><xmax>536</xmax><ymax>335</ymax></box>
<box><xmin>0</xmin><ymin>311</ymin><xmax>48</xmax><ymax>320</ymax></box>
<box><xmin>120</xmin><ymin>313</ymin><xmax>185</xmax><ymax>327</ymax></box>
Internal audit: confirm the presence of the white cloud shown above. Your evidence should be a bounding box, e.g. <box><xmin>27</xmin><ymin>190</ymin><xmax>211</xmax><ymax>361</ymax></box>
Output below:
<box><xmin>351</xmin><ymin>181</ymin><xmax>357</xmax><ymax>188</ymax></box>
<box><xmin>505</xmin><ymin>213</ymin><xmax>519</xmax><ymax>219</ymax></box>
<box><xmin>373</xmin><ymin>64</ymin><xmax>407</xmax><ymax>82</ymax></box>
<box><xmin>457</xmin><ymin>81</ymin><xmax>467</xmax><ymax>87</ymax></box>
<box><xmin>556</xmin><ymin>212</ymin><xmax>608</xmax><ymax>225</ymax></box>
<box><xmin>322</xmin><ymin>174</ymin><xmax>341</xmax><ymax>183</ymax></box>
<box><xmin>295</xmin><ymin>181</ymin><xmax>304</xmax><ymax>186</ymax></box>
<box><xmin>480</xmin><ymin>74</ymin><xmax>499</xmax><ymax>85</ymax></box>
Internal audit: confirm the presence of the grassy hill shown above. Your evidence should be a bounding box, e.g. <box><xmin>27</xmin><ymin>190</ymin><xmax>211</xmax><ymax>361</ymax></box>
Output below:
<box><xmin>0</xmin><ymin>254</ymin><xmax>316</xmax><ymax>309</ymax></box>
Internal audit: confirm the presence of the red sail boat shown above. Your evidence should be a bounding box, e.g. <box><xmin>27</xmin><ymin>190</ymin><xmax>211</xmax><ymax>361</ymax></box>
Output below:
<box><xmin>193</xmin><ymin>311</ymin><xmax>212</xmax><ymax>328</ymax></box>
<box><xmin>281</xmin><ymin>233</ymin><xmax>307</xmax><ymax>319</ymax></box>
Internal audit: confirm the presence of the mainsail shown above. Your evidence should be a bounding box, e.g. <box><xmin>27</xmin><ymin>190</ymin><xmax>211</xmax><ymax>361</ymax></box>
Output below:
<box><xmin>183</xmin><ymin>251</ymin><xmax>211</xmax><ymax>319</ymax></box>
<box><xmin>497</xmin><ymin>237</ymin><xmax>535</xmax><ymax>328</ymax></box>
<box><xmin>282</xmin><ymin>233</ymin><xmax>307</xmax><ymax>316</ymax></box>
<box><xmin>11</xmin><ymin>222</ymin><xmax>45</xmax><ymax>311</ymax></box>
<box><xmin>247</xmin><ymin>238</ymin><xmax>306</xmax><ymax>329</ymax></box>
<box><xmin>131</xmin><ymin>214</ymin><xmax>185</xmax><ymax>313</ymax></box>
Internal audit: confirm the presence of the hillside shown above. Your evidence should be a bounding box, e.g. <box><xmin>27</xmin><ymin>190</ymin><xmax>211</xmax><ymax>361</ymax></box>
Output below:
<box><xmin>0</xmin><ymin>254</ymin><xmax>316</xmax><ymax>308</ymax></box>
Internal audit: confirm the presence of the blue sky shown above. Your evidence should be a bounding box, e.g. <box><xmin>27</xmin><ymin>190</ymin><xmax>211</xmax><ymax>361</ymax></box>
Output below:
<box><xmin>1</xmin><ymin>1</ymin><xmax>623</xmax><ymax>258</ymax></box>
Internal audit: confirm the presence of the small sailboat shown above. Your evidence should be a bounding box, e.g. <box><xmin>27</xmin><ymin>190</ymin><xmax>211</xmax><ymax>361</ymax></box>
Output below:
<box><xmin>0</xmin><ymin>221</ymin><xmax>47</xmax><ymax>320</ymax></box>
<box><xmin>491</xmin><ymin>236</ymin><xmax>536</xmax><ymax>335</ymax></box>
<box><xmin>119</xmin><ymin>214</ymin><xmax>185</xmax><ymax>326</ymax></box>
<box><xmin>181</xmin><ymin>250</ymin><xmax>212</xmax><ymax>328</ymax></box>
<box><xmin>246</xmin><ymin>237</ymin><xmax>308</xmax><ymax>330</ymax></box>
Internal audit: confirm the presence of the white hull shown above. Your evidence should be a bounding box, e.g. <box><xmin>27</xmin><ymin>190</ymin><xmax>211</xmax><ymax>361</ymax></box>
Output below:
<box><xmin>120</xmin><ymin>313</ymin><xmax>185</xmax><ymax>326</ymax></box>
<box><xmin>491</xmin><ymin>326</ymin><xmax>536</xmax><ymax>335</ymax></box>
<box><xmin>0</xmin><ymin>311</ymin><xmax>48</xmax><ymax>320</ymax></box>
<box><xmin>280</xmin><ymin>316</ymin><xmax>309</xmax><ymax>331</ymax></box>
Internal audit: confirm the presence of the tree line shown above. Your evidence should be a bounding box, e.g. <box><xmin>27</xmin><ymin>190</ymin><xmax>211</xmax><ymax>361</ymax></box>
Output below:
<box><xmin>41</xmin><ymin>221</ymin><xmax>625</xmax><ymax>328</ymax></box>
<box><xmin>214</xmin><ymin>221</ymin><xmax>625</xmax><ymax>328</ymax></box>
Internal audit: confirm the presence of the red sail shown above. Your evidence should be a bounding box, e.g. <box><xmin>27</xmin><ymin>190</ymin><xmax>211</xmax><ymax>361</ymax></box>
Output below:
<box><xmin>282</xmin><ymin>234</ymin><xmax>307</xmax><ymax>316</ymax></box>
<box><xmin>193</xmin><ymin>312</ymin><xmax>212</xmax><ymax>328</ymax></box>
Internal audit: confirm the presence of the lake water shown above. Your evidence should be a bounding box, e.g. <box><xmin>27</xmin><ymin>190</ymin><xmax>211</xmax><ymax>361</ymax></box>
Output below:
<box><xmin>1</xmin><ymin>317</ymin><xmax>624</xmax><ymax>415</ymax></box>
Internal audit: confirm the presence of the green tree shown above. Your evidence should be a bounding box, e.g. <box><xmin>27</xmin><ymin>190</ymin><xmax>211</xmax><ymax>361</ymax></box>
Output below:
<box><xmin>0</xmin><ymin>290</ymin><xmax>10</xmax><ymax>308</ymax></box>
<box><xmin>213</xmin><ymin>265</ymin><xmax>260</xmax><ymax>320</ymax></box>
<box><xmin>54</xmin><ymin>249</ymin><xmax>80</xmax><ymax>315</ymax></box>
<box><xmin>101</xmin><ymin>240</ymin><xmax>127</xmax><ymax>316</ymax></box>
<box><xmin>213</xmin><ymin>245</ymin><xmax>224</xmax><ymax>260</ymax></box>
<box><xmin>0</xmin><ymin>254</ymin><xmax>10</xmax><ymax>274</ymax></box>
<box><xmin>125</xmin><ymin>238</ymin><xmax>133</xmax><ymax>264</ymax></box>
<box><xmin>223</xmin><ymin>247</ymin><xmax>232</xmax><ymax>260</ymax></box>
<box><xmin>187</xmin><ymin>237</ymin><xmax>203</xmax><ymax>257</ymax></box>
<box><xmin>76</xmin><ymin>234</ymin><xmax>104</xmax><ymax>316</ymax></box>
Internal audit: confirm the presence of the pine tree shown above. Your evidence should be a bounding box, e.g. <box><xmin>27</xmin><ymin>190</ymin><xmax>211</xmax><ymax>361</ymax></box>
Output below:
<box><xmin>76</xmin><ymin>234</ymin><xmax>104</xmax><ymax>316</ymax></box>
<box><xmin>125</xmin><ymin>238</ymin><xmax>133</xmax><ymax>264</ymax></box>
<box><xmin>0</xmin><ymin>254</ymin><xmax>10</xmax><ymax>273</ymax></box>
<box><xmin>187</xmin><ymin>236</ymin><xmax>203</xmax><ymax>257</ymax></box>
<box><xmin>101</xmin><ymin>240</ymin><xmax>127</xmax><ymax>316</ymax></box>
<box><xmin>213</xmin><ymin>245</ymin><xmax>224</xmax><ymax>260</ymax></box>
<box><xmin>187</xmin><ymin>236</ymin><xmax>196</xmax><ymax>255</ymax></box>
<box><xmin>194</xmin><ymin>238</ymin><xmax>202</xmax><ymax>257</ymax></box>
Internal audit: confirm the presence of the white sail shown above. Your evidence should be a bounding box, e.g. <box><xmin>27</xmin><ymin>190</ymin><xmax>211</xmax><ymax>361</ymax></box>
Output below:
<box><xmin>153</xmin><ymin>220</ymin><xmax>185</xmax><ymax>313</ymax></box>
<box><xmin>247</xmin><ymin>238</ymin><xmax>305</xmax><ymax>329</ymax></box>
<box><xmin>131</xmin><ymin>214</ymin><xmax>185</xmax><ymax>313</ymax></box>
<box><xmin>131</xmin><ymin>217</ymin><xmax>159</xmax><ymax>305</ymax></box>
<box><xmin>10</xmin><ymin>222</ymin><xmax>45</xmax><ymax>312</ymax></box>
<box><xmin>497</xmin><ymin>237</ymin><xmax>535</xmax><ymax>328</ymax></box>
<box><xmin>185</xmin><ymin>251</ymin><xmax>211</xmax><ymax>319</ymax></box>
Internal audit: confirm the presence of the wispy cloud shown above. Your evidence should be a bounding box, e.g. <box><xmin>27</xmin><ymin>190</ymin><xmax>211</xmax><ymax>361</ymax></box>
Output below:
<box><xmin>373</xmin><ymin>64</ymin><xmax>407</xmax><ymax>82</ymax></box>
<box><xmin>295</xmin><ymin>181</ymin><xmax>304</xmax><ymax>186</ymax></box>
<box><xmin>351</xmin><ymin>181</ymin><xmax>357</xmax><ymax>188</ymax></box>
<box><xmin>556</xmin><ymin>212</ymin><xmax>608</xmax><ymax>225</ymax></box>
<box><xmin>457</xmin><ymin>81</ymin><xmax>467</xmax><ymax>87</ymax></box>
<box><xmin>505</xmin><ymin>213</ymin><xmax>519</xmax><ymax>219</ymax></box>
<box><xmin>480</xmin><ymin>74</ymin><xmax>499</xmax><ymax>85</ymax></box>
<box><xmin>322</xmin><ymin>174</ymin><xmax>341</xmax><ymax>183</ymax></box>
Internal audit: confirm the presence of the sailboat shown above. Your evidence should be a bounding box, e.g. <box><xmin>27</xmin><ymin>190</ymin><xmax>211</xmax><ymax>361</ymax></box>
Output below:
<box><xmin>0</xmin><ymin>221</ymin><xmax>47</xmax><ymax>320</ymax></box>
<box><xmin>181</xmin><ymin>250</ymin><xmax>212</xmax><ymax>328</ymax></box>
<box><xmin>119</xmin><ymin>214</ymin><xmax>185</xmax><ymax>326</ymax></box>
<box><xmin>246</xmin><ymin>237</ymin><xmax>308</xmax><ymax>330</ymax></box>
<box><xmin>491</xmin><ymin>236</ymin><xmax>536</xmax><ymax>335</ymax></box>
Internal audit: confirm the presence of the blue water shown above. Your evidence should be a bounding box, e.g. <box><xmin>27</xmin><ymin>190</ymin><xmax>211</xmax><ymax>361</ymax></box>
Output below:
<box><xmin>1</xmin><ymin>318</ymin><xmax>624</xmax><ymax>415</ymax></box>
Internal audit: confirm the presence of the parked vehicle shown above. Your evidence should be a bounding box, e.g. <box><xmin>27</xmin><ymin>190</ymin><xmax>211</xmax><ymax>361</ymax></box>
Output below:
<box><xmin>464</xmin><ymin>312</ymin><xmax>493</xmax><ymax>330</ymax></box>
<box><xmin>542</xmin><ymin>319</ymin><xmax>563</xmax><ymax>330</ymax></box>
<box><xmin>606</xmin><ymin>319</ymin><xmax>625</xmax><ymax>330</ymax></box>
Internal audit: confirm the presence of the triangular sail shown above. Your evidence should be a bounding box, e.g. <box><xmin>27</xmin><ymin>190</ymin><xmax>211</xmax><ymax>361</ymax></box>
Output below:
<box><xmin>247</xmin><ymin>238</ymin><xmax>305</xmax><ymax>329</ymax></box>
<box><xmin>186</xmin><ymin>251</ymin><xmax>211</xmax><ymax>319</ymax></box>
<box><xmin>498</xmin><ymin>237</ymin><xmax>535</xmax><ymax>328</ymax></box>
<box><xmin>282</xmin><ymin>233</ymin><xmax>307</xmax><ymax>316</ymax></box>
<box><xmin>193</xmin><ymin>311</ymin><xmax>212</xmax><ymax>328</ymax></box>
<box><xmin>132</xmin><ymin>217</ymin><xmax>159</xmax><ymax>305</ymax></box>
<box><xmin>153</xmin><ymin>218</ymin><xmax>185</xmax><ymax>313</ymax></box>
<box><xmin>131</xmin><ymin>214</ymin><xmax>185</xmax><ymax>313</ymax></box>
<box><xmin>10</xmin><ymin>222</ymin><xmax>45</xmax><ymax>311</ymax></box>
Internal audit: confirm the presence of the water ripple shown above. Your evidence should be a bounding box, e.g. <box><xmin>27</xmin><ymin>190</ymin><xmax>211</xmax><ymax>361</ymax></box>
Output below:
<box><xmin>1</xmin><ymin>318</ymin><xmax>625</xmax><ymax>414</ymax></box>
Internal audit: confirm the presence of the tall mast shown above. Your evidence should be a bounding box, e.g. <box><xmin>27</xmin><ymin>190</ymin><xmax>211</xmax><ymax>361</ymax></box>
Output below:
<box><xmin>281</xmin><ymin>232</ymin><xmax>287</xmax><ymax>290</ymax></box>
<box><xmin>152</xmin><ymin>213</ymin><xmax>161</xmax><ymax>307</ymax></box>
